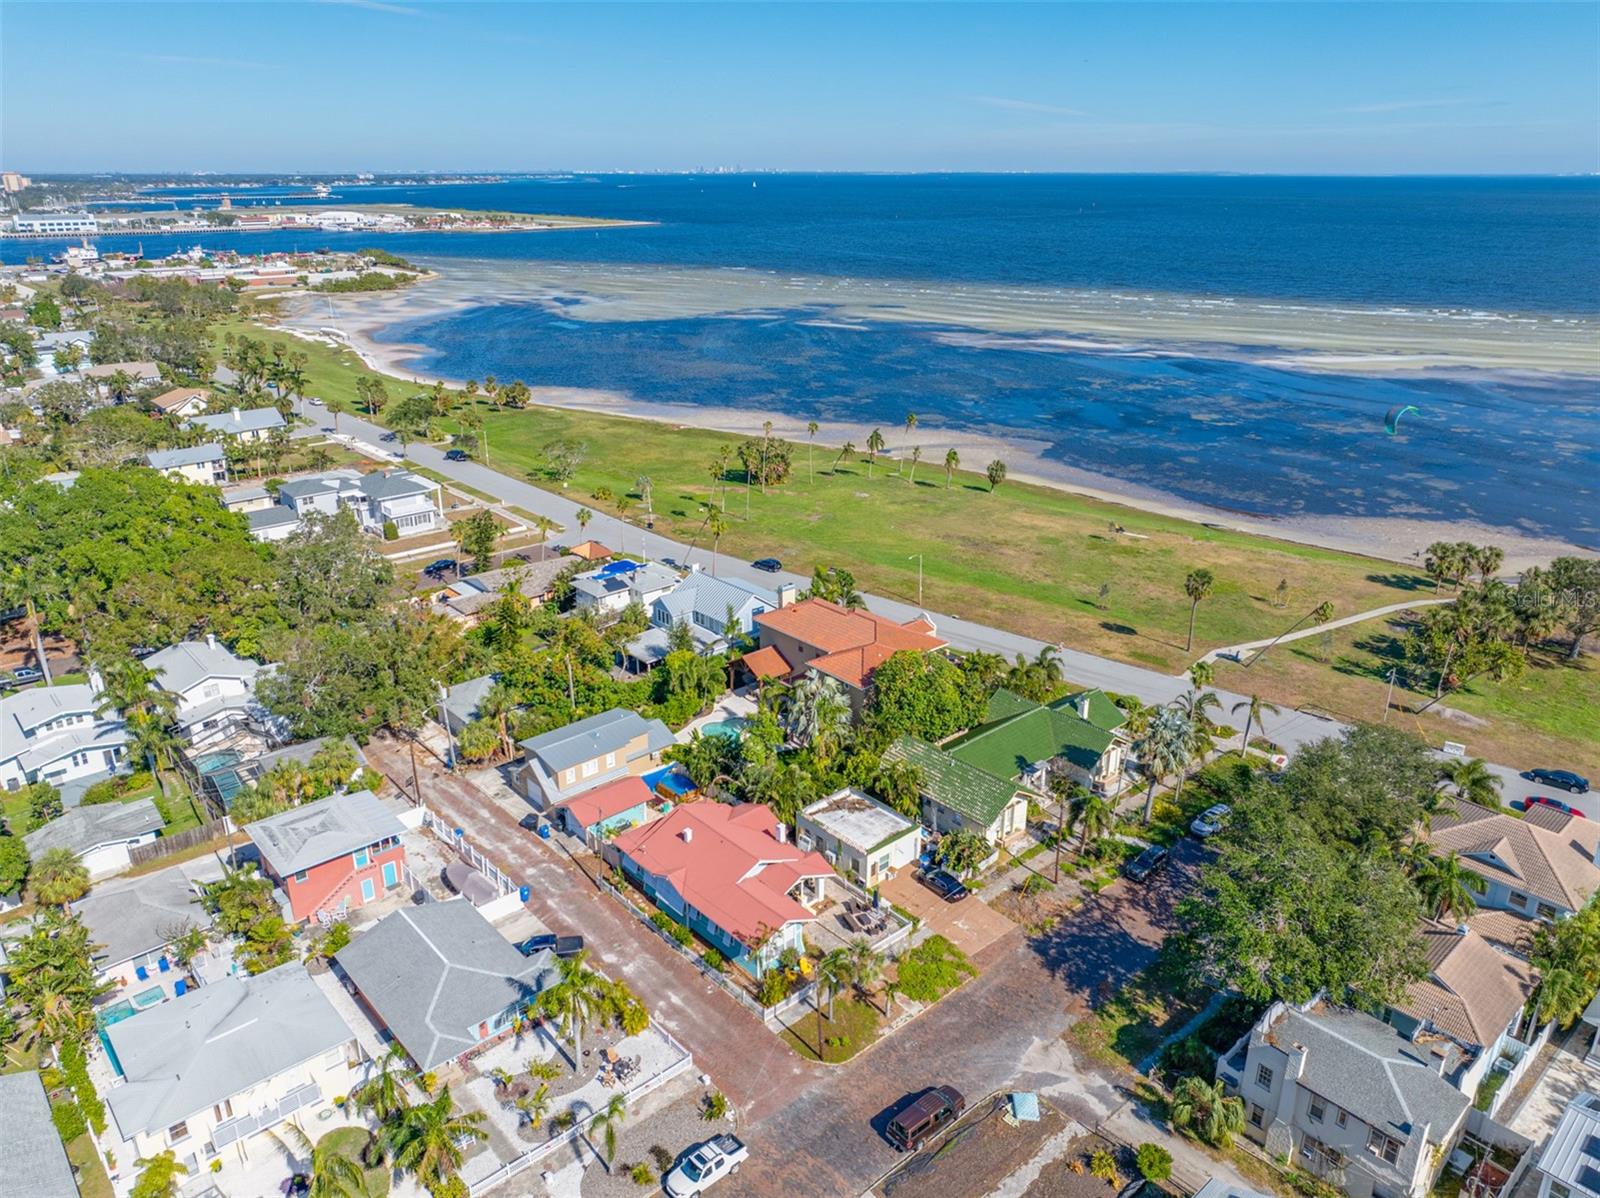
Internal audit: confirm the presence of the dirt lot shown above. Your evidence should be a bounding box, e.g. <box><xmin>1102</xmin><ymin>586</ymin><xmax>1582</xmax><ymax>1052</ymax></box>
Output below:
<box><xmin>881</xmin><ymin>871</ymin><xmax>1017</xmax><ymax>958</ymax></box>
<box><xmin>876</xmin><ymin>1094</ymin><xmax>1073</xmax><ymax>1198</ymax></box>
<box><xmin>1024</xmin><ymin>1136</ymin><xmax>1149</xmax><ymax>1198</ymax></box>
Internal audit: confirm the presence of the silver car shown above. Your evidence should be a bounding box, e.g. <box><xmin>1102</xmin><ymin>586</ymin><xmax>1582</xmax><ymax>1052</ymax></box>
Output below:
<box><xmin>1190</xmin><ymin>803</ymin><xmax>1230</xmax><ymax>838</ymax></box>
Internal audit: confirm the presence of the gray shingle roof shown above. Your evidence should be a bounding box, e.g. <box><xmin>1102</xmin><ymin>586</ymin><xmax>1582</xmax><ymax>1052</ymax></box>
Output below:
<box><xmin>334</xmin><ymin>902</ymin><xmax>555</xmax><ymax>1069</ymax></box>
<box><xmin>651</xmin><ymin>571</ymin><xmax>775</xmax><ymax>625</ymax></box>
<box><xmin>247</xmin><ymin>506</ymin><xmax>301</xmax><ymax>532</ymax></box>
<box><xmin>1270</xmin><ymin>1003</ymin><xmax>1470</xmax><ymax>1140</ymax></box>
<box><xmin>278</xmin><ymin>470</ymin><xmax>359</xmax><ymax>500</ymax></box>
<box><xmin>145</xmin><ymin>443</ymin><xmax>224</xmax><ymax>470</ymax></box>
<box><xmin>1</xmin><ymin>682</ymin><xmax>101</xmax><ymax>737</ymax></box>
<box><xmin>104</xmin><ymin>963</ymin><xmax>351</xmax><ymax>1138</ymax></box>
<box><xmin>187</xmin><ymin>406</ymin><xmax>286</xmax><ymax>436</ymax></box>
<box><xmin>519</xmin><ymin>709</ymin><xmax>674</xmax><ymax>774</ymax></box>
<box><xmin>24</xmin><ymin>798</ymin><xmax>163</xmax><ymax>859</ymax></box>
<box><xmin>72</xmin><ymin>858</ymin><xmax>220</xmax><ymax>969</ymax></box>
<box><xmin>356</xmin><ymin>470</ymin><xmax>433</xmax><ymax>500</ymax></box>
<box><xmin>442</xmin><ymin>675</ymin><xmax>497</xmax><ymax>729</ymax></box>
<box><xmin>0</xmin><ymin>1071</ymin><xmax>79</xmax><ymax>1197</ymax></box>
<box><xmin>244</xmin><ymin>790</ymin><xmax>404</xmax><ymax>877</ymax></box>
<box><xmin>145</xmin><ymin>639</ymin><xmax>262</xmax><ymax>695</ymax></box>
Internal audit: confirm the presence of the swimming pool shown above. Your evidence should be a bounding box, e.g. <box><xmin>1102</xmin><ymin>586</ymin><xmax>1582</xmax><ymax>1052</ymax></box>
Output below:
<box><xmin>587</xmin><ymin>559</ymin><xmax>642</xmax><ymax>580</ymax></box>
<box><xmin>96</xmin><ymin>986</ymin><xmax>165</xmax><ymax>1078</ymax></box>
<box><xmin>698</xmin><ymin>718</ymin><xmax>746</xmax><ymax>741</ymax></box>
<box><xmin>641</xmin><ymin>765</ymin><xmax>697</xmax><ymax>799</ymax></box>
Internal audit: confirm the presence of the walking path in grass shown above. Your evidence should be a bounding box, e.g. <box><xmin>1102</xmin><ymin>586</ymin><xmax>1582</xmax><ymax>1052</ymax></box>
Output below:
<box><xmin>1199</xmin><ymin>596</ymin><xmax>1455</xmax><ymax>665</ymax></box>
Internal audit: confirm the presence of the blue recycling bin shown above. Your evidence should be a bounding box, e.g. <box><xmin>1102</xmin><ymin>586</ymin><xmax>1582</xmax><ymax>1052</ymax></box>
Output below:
<box><xmin>538</xmin><ymin>824</ymin><xmax>551</xmax><ymax>840</ymax></box>
<box><xmin>174</xmin><ymin>979</ymin><xmax>187</xmax><ymax>997</ymax></box>
<box><xmin>519</xmin><ymin>885</ymin><xmax>531</xmax><ymax>903</ymax></box>
<box><xmin>157</xmin><ymin>956</ymin><xmax>170</xmax><ymax>973</ymax></box>
<box><xmin>134</xmin><ymin>965</ymin><xmax>148</xmax><ymax>981</ymax></box>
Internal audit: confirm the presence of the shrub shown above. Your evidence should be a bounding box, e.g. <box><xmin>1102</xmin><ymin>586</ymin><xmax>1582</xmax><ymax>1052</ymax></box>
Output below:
<box><xmin>383</xmin><ymin>519</ymin><xmax>399</xmax><ymax>541</ymax></box>
<box><xmin>669</xmin><ymin>923</ymin><xmax>693</xmax><ymax>949</ymax></box>
<box><xmin>894</xmin><ymin>935</ymin><xmax>976</xmax><ymax>1003</ymax></box>
<box><xmin>701</xmin><ymin>1091</ymin><xmax>728</xmax><ymax>1121</ymax></box>
<box><xmin>1136</xmin><ymin>1143</ymin><xmax>1173</xmax><ymax>1182</ymax></box>
<box><xmin>700</xmin><ymin>948</ymin><xmax>726</xmax><ymax>972</ymax></box>
<box><xmin>630</xmin><ymin>1162</ymin><xmax>654</xmax><ymax>1186</ymax></box>
<box><xmin>1089</xmin><ymin>1149</ymin><xmax>1121</xmax><ymax>1186</ymax></box>
<box><xmin>756</xmin><ymin>969</ymin><xmax>792</xmax><ymax>1007</ymax></box>
<box><xmin>79</xmin><ymin>779</ymin><xmax>124</xmax><ymax>806</ymax></box>
<box><xmin>50</xmin><ymin>1098</ymin><xmax>87</xmax><ymax>1142</ymax></box>
<box><xmin>1158</xmin><ymin>1034</ymin><xmax>1217</xmax><ymax>1084</ymax></box>
<box><xmin>427</xmin><ymin>1178</ymin><xmax>467</xmax><ymax>1198</ymax></box>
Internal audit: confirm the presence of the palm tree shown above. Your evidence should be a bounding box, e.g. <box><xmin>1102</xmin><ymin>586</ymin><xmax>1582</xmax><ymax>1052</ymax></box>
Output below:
<box><xmin>384</xmin><ymin>1087</ymin><xmax>486</xmax><ymax>1191</ymax></box>
<box><xmin>514</xmin><ymin>1084</ymin><xmax>552</xmax><ymax>1133</ymax></box>
<box><xmin>1415</xmin><ymin>852</ymin><xmax>1479</xmax><ymax>921</ymax></box>
<box><xmin>350</xmin><ymin>1045</ymin><xmax>412</xmax><ymax>1125</ymax></box>
<box><xmin>1474</xmin><ymin>544</ymin><xmax>1505</xmax><ymax>585</ymax></box>
<box><xmin>271</xmin><ymin>1122</ymin><xmax>372</xmax><ymax>1198</ymax></box>
<box><xmin>575</xmin><ymin>507</ymin><xmax>592</xmax><ymax>539</ymax></box>
<box><xmin>707</xmin><ymin>510</ymin><xmax>729</xmax><ymax>578</ymax></box>
<box><xmin>534</xmin><ymin>514</ymin><xmax>557</xmax><ymax>545</ymax></box>
<box><xmin>585</xmin><ymin>1093</ymin><xmax>628</xmax><ymax>1171</ymax></box>
<box><xmin>1439</xmin><ymin>758</ymin><xmax>1502</xmax><ymax>808</ymax></box>
<box><xmin>866</xmin><ymin>428</ymin><xmax>885</xmax><ymax>478</ymax></box>
<box><xmin>1535</xmin><ymin>966</ymin><xmax>1591</xmax><ymax>1028</ymax></box>
<box><xmin>944</xmin><ymin>448</ymin><xmax>959</xmax><ymax>489</ymax></box>
<box><xmin>907</xmin><ymin>445</ymin><xmax>922</xmax><ymax>486</ymax></box>
<box><xmin>31</xmin><ymin>847</ymin><xmax>89</xmax><ymax>909</ymax></box>
<box><xmin>1230</xmin><ymin>694</ymin><xmax>1281</xmax><ymax>758</ymax></box>
<box><xmin>779</xmin><ymin>671</ymin><xmax>850</xmax><ymax>755</ymax></box>
<box><xmin>844</xmin><ymin>938</ymin><xmax>886</xmax><ymax>1012</ymax></box>
<box><xmin>814</xmin><ymin>947</ymin><xmax>853</xmax><ymax>1053</ymax></box>
<box><xmin>536</xmin><ymin>951</ymin><xmax>611</xmax><ymax>1068</ymax></box>
<box><xmin>1137</xmin><ymin>706</ymin><xmax>1191</xmax><ymax>824</ymax></box>
<box><xmin>124</xmin><ymin>710</ymin><xmax>184</xmax><ymax>798</ymax></box>
<box><xmin>1169</xmin><ymin>1075</ymin><xmax>1246</xmax><ymax>1148</ymax></box>
<box><xmin>985</xmin><ymin>459</ymin><xmax>1007</xmax><ymax>492</ymax></box>
<box><xmin>806</xmin><ymin>421</ymin><xmax>819</xmax><ymax>482</ymax></box>
<box><xmin>635</xmin><ymin>474</ymin><xmax>653</xmax><ymax>527</ymax></box>
<box><xmin>833</xmin><ymin>441</ymin><xmax>855</xmax><ymax>473</ymax></box>
<box><xmin>1074</xmin><ymin>791</ymin><xmax>1114</xmax><ymax>855</ymax></box>
<box><xmin>1183</xmin><ymin>568</ymin><xmax>1215</xmax><ymax>653</ymax></box>
<box><xmin>325</xmin><ymin>394</ymin><xmax>347</xmax><ymax>432</ymax></box>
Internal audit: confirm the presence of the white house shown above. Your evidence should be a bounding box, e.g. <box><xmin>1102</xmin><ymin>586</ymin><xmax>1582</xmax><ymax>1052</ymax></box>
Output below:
<box><xmin>571</xmin><ymin>560</ymin><xmax>681</xmax><ymax>618</ymax></box>
<box><xmin>33</xmin><ymin>328</ymin><xmax>93</xmax><ymax>376</ymax></box>
<box><xmin>146</xmin><ymin>443</ymin><xmax>227</xmax><ymax>486</ymax></box>
<box><xmin>0</xmin><ymin>681</ymin><xmax>129</xmax><ymax>794</ymax></box>
<box><xmin>24</xmin><ymin>798</ymin><xmax>163</xmax><ymax>880</ymax></box>
<box><xmin>1534</xmin><ymin>1093</ymin><xmax>1600</xmax><ymax>1198</ymax></box>
<box><xmin>72</xmin><ymin>856</ymin><xmax>223</xmax><ymax>1003</ymax></box>
<box><xmin>270</xmin><ymin>468</ymin><xmax>443</xmax><ymax>537</ymax></box>
<box><xmin>797</xmin><ymin>788</ymin><xmax>923</xmax><ymax>889</ymax></box>
<box><xmin>145</xmin><ymin>636</ymin><xmax>283</xmax><ymax>751</ymax></box>
<box><xmin>102</xmin><ymin>964</ymin><xmax>359</xmax><ymax>1180</ymax></box>
<box><xmin>623</xmin><ymin>571</ymin><xmax>776</xmax><ymax>670</ymax></box>
<box><xmin>517</xmin><ymin>708</ymin><xmax>675</xmax><ymax>808</ymax></box>
<box><xmin>186</xmin><ymin>405</ymin><xmax>286</xmax><ymax>444</ymax></box>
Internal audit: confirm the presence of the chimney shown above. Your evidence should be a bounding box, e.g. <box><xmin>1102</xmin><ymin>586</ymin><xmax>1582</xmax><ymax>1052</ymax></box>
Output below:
<box><xmin>774</xmin><ymin>822</ymin><xmax>788</xmax><ymax>844</ymax></box>
<box><xmin>777</xmin><ymin>583</ymin><xmax>797</xmax><ymax>608</ymax></box>
<box><xmin>206</xmin><ymin>632</ymin><xmax>217</xmax><ymax>650</ymax></box>
<box><xmin>680</xmin><ymin>827</ymin><xmax>693</xmax><ymax>844</ymax></box>
<box><xmin>1075</xmin><ymin>694</ymin><xmax>1090</xmax><ymax>719</ymax></box>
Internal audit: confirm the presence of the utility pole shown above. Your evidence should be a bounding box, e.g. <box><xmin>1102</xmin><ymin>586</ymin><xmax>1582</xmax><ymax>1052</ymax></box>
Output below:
<box><xmin>566</xmin><ymin>653</ymin><xmax>576</xmax><ymax>709</ymax></box>
<box><xmin>436</xmin><ymin>683</ymin><xmax>455</xmax><ymax>771</ymax></box>
<box><xmin>909</xmin><ymin>554</ymin><xmax>923</xmax><ymax>608</ymax></box>
<box><xmin>1382</xmin><ymin>667</ymin><xmax>1397</xmax><ymax>723</ymax></box>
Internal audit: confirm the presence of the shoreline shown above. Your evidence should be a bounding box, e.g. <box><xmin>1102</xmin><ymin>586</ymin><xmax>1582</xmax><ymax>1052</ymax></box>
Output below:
<box><xmin>273</xmin><ymin>282</ymin><xmax>1597</xmax><ymax>572</ymax></box>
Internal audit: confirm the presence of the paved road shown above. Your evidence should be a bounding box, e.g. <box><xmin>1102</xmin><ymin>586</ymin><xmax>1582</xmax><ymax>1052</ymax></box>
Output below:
<box><xmin>296</xmin><ymin>402</ymin><xmax>1574</xmax><ymax>818</ymax></box>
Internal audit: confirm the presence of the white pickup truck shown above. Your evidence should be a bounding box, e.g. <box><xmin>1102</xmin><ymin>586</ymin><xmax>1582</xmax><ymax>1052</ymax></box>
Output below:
<box><xmin>662</xmin><ymin>1134</ymin><xmax>748</xmax><ymax>1197</ymax></box>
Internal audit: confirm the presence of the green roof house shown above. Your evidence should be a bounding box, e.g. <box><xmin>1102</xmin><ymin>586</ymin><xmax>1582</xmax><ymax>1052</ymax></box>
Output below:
<box><xmin>881</xmin><ymin>735</ymin><xmax>1031</xmax><ymax>846</ymax></box>
<box><xmin>947</xmin><ymin>688</ymin><xmax>1130</xmax><ymax>796</ymax></box>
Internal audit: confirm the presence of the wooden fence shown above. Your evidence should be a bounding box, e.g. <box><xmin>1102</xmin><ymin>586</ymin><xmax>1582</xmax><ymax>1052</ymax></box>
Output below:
<box><xmin>128</xmin><ymin>818</ymin><xmax>235</xmax><ymax>867</ymax></box>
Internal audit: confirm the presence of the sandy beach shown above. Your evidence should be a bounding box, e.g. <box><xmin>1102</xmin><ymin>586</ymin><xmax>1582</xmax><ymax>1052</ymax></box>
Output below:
<box><xmin>276</xmin><ymin>270</ymin><xmax>1597</xmax><ymax>572</ymax></box>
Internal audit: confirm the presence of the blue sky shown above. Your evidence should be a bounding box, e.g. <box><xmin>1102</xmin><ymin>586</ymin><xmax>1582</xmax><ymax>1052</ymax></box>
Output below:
<box><xmin>3</xmin><ymin>2</ymin><xmax>1596</xmax><ymax>174</ymax></box>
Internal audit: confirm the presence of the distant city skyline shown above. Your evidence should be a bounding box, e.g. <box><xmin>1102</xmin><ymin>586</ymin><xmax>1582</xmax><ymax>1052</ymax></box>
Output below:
<box><xmin>2</xmin><ymin>1</ymin><xmax>1596</xmax><ymax>175</ymax></box>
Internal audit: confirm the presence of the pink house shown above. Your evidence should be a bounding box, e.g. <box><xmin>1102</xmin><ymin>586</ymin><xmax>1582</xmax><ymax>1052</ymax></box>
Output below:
<box><xmin>245</xmin><ymin>790</ymin><xmax>407</xmax><ymax>923</ymax></box>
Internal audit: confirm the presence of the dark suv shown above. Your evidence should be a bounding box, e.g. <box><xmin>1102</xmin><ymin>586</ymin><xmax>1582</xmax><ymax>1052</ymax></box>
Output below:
<box><xmin>422</xmin><ymin>558</ymin><xmax>459</xmax><ymax>579</ymax></box>
<box><xmin>1124</xmin><ymin>844</ymin><xmax>1170</xmax><ymax>883</ymax></box>
<box><xmin>1526</xmin><ymin>768</ymin><xmax>1590</xmax><ymax>795</ymax></box>
<box><xmin>916</xmin><ymin>867</ymin><xmax>969</xmax><ymax>903</ymax></box>
<box><xmin>885</xmin><ymin>1086</ymin><xmax>965</xmax><ymax>1152</ymax></box>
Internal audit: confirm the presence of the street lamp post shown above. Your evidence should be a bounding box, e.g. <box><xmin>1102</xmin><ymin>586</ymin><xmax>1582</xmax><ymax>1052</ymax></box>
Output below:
<box><xmin>436</xmin><ymin>683</ymin><xmax>456</xmax><ymax>771</ymax></box>
<box><xmin>908</xmin><ymin>554</ymin><xmax>923</xmax><ymax>608</ymax></box>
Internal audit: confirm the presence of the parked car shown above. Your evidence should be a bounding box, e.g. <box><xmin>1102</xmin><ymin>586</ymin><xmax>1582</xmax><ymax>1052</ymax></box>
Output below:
<box><xmin>518</xmin><ymin>814</ymin><xmax>542</xmax><ymax>832</ymax></box>
<box><xmin>916</xmin><ymin>867</ymin><xmax>969</xmax><ymax>903</ymax></box>
<box><xmin>1525</xmin><ymin>768</ymin><xmax>1590</xmax><ymax>795</ymax></box>
<box><xmin>1527</xmin><ymin>795</ymin><xmax>1587</xmax><ymax>819</ymax></box>
<box><xmin>1123</xmin><ymin>844</ymin><xmax>1170</xmax><ymax>882</ymax></box>
<box><xmin>307</xmin><ymin>397</ymin><xmax>324</xmax><ymax>407</ymax></box>
<box><xmin>1190</xmin><ymin>804</ymin><xmax>1230</xmax><ymax>838</ymax></box>
<box><xmin>444</xmin><ymin>448</ymin><xmax>469</xmax><ymax>461</ymax></box>
<box><xmin>10</xmin><ymin>665</ymin><xmax>43</xmax><ymax>685</ymax></box>
<box><xmin>663</xmin><ymin>1134</ymin><xmax>748</xmax><ymax>1197</ymax></box>
<box><xmin>885</xmin><ymin>1086</ymin><xmax>966</xmax><ymax>1152</ymax></box>
<box><xmin>422</xmin><ymin>558</ymin><xmax>459</xmax><ymax>579</ymax></box>
<box><xmin>516</xmin><ymin>933</ymin><xmax>585</xmax><ymax>957</ymax></box>
<box><xmin>751</xmin><ymin>558</ymin><xmax>783</xmax><ymax>573</ymax></box>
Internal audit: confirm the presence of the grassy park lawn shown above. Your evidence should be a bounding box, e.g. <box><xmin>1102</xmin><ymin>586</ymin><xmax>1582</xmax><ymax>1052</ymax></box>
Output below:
<box><xmin>1212</xmin><ymin>615</ymin><xmax>1600</xmax><ymax>778</ymax></box>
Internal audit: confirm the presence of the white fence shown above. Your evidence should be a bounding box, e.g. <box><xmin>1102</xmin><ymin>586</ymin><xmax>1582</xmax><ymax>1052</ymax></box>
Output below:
<box><xmin>418</xmin><ymin>803</ymin><xmax>520</xmax><ymax>898</ymax></box>
<box><xmin>466</xmin><ymin>1026</ymin><xmax>695</xmax><ymax>1196</ymax></box>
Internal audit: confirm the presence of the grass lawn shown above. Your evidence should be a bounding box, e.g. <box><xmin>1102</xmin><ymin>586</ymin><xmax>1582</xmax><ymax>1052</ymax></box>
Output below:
<box><xmin>1212</xmin><ymin>614</ymin><xmax>1600</xmax><ymax>777</ymax></box>
<box><xmin>779</xmin><ymin>995</ymin><xmax>882</xmax><ymax>1063</ymax></box>
<box><xmin>1068</xmin><ymin>961</ymin><xmax>1210</xmax><ymax>1077</ymax></box>
<box><xmin>318</xmin><ymin>1127</ymin><xmax>390</xmax><ymax>1197</ymax></box>
<box><xmin>67</xmin><ymin>1133</ymin><xmax>114</xmax><ymax>1198</ymax></box>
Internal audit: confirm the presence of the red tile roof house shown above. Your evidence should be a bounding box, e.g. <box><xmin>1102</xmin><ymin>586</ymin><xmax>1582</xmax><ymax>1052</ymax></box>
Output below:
<box><xmin>245</xmin><ymin>791</ymin><xmax>406</xmax><ymax>924</ymax></box>
<box><xmin>606</xmin><ymin>802</ymin><xmax>835</xmax><ymax>977</ymax></box>
<box><xmin>753</xmin><ymin>598</ymin><xmax>947</xmax><ymax>717</ymax></box>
